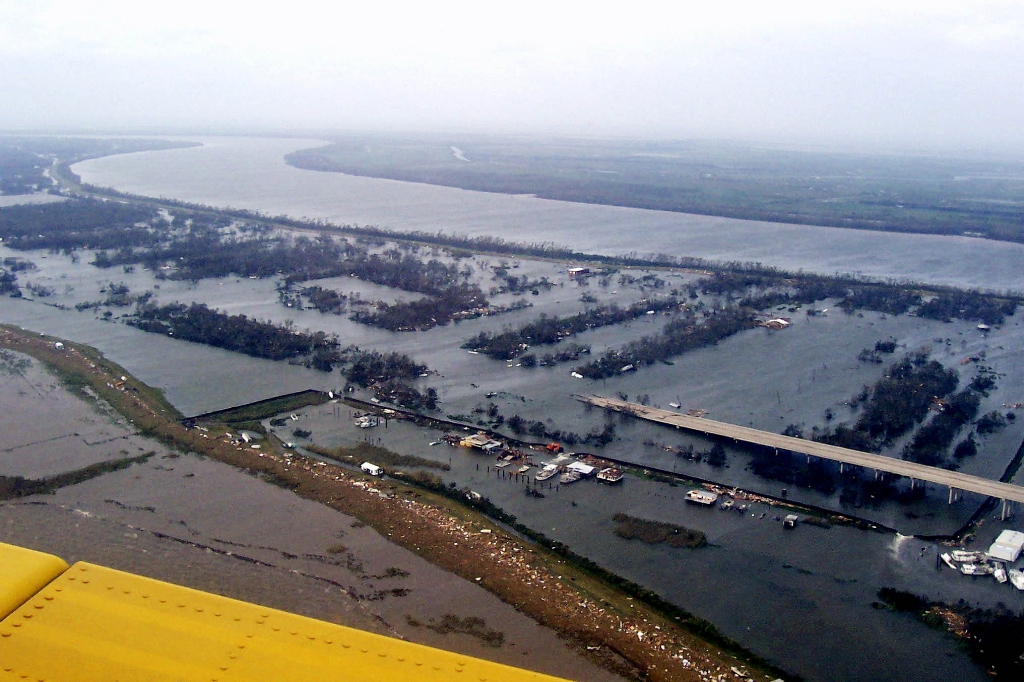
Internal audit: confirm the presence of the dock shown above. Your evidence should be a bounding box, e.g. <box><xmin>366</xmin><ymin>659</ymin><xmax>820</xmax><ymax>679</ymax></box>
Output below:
<box><xmin>578</xmin><ymin>394</ymin><xmax>1024</xmax><ymax>515</ymax></box>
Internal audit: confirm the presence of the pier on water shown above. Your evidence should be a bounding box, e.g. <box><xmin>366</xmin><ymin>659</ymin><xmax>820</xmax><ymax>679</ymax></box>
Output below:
<box><xmin>578</xmin><ymin>394</ymin><xmax>1024</xmax><ymax>520</ymax></box>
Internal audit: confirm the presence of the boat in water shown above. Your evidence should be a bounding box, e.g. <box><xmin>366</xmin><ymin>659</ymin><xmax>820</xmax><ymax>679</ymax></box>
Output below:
<box><xmin>994</xmin><ymin>564</ymin><xmax>1008</xmax><ymax>583</ymax></box>
<box><xmin>1008</xmin><ymin>569</ymin><xmax>1024</xmax><ymax>590</ymax></box>
<box><xmin>535</xmin><ymin>465</ymin><xmax>559</xmax><ymax>481</ymax></box>
<box><xmin>961</xmin><ymin>562</ymin><xmax>995</xmax><ymax>576</ymax></box>
<box><xmin>940</xmin><ymin>553</ymin><xmax>957</xmax><ymax>570</ymax></box>
<box><xmin>950</xmin><ymin>550</ymin><xmax>985</xmax><ymax>563</ymax></box>
<box><xmin>685</xmin><ymin>490</ymin><xmax>718</xmax><ymax>505</ymax></box>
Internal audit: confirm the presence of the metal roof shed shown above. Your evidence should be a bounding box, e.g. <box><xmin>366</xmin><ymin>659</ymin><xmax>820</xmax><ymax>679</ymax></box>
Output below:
<box><xmin>987</xmin><ymin>530</ymin><xmax>1024</xmax><ymax>562</ymax></box>
<box><xmin>566</xmin><ymin>461</ymin><xmax>596</xmax><ymax>477</ymax></box>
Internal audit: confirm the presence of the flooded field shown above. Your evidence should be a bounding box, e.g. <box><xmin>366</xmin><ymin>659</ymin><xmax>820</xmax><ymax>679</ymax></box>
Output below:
<box><xmin>75</xmin><ymin>137</ymin><xmax>1024</xmax><ymax>292</ymax></box>
<box><xmin>0</xmin><ymin>352</ymin><xmax>149</xmax><ymax>478</ymax></box>
<box><xmin>0</xmin><ymin>358</ymin><xmax>625</xmax><ymax>682</ymax></box>
<box><xmin>3</xmin><ymin>220</ymin><xmax>1024</xmax><ymax>680</ymax></box>
<box><xmin>0</xmin><ymin>137</ymin><xmax>1019</xmax><ymax>681</ymax></box>
<box><xmin>277</xmin><ymin>398</ymin><xmax>1022</xmax><ymax>682</ymax></box>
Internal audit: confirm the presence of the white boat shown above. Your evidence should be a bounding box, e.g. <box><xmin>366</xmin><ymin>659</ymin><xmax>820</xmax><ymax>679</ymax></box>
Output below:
<box><xmin>517</xmin><ymin>465</ymin><xmax>531</xmax><ymax>474</ymax></box>
<box><xmin>668</xmin><ymin>402</ymin><xmax>681</xmax><ymax>409</ymax></box>
<box><xmin>950</xmin><ymin>550</ymin><xmax>985</xmax><ymax>563</ymax></box>
<box><xmin>961</xmin><ymin>562</ymin><xmax>995</xmax><ymax>576</ymax></box>
<box><xmin>685</xmin><ymin>490</ymin><xmax>718</xmax><ymax>505</ymax></box>
<box><xmin>994</xmin><ymin>565</ymin><xmax>1008</xmax><ymax>583</ymax></box>
<box><xmin>1008</xmin><ymin>569</ymin><xmax>1024</xmax><ymax>590</ymax></box>
<box><xmin>940</xmin><ymin>553</ymin><xmax>957</xmax><ymax>570</ymax></box>
<box><xmin>720</xmin><ymin>500</ymin><xmax>735</xmax><ymax>510</ymax></box>
<box><xmin>535</xmin><ymin>465</ymin><xmax>559</xmax><ymax>482</ymax></box>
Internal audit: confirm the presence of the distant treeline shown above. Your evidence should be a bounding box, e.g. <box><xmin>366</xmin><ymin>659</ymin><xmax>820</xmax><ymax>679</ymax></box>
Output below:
<box><xmin>1</xmin><ymin>137</ymin><xmax>194</xmax><ymax>195</ymax></box>
<box><xmin>0</xmin><ymin>198</ymin><xmax>159</xmax><ymax>251</ymax></box>
<box><xmin>706</xmin><ymin>270</ymin><xmax>1017</xmax><ymax>325</ymax></box>
<box><xmin>286</xmin><ymin>141</ymin><xmax>1024</xmax><ymax>244</ymax></box>
<box><xmin>58</xmin><ymin>180</ymin><xmax>1024</xmax><ymax>303</ymax></box>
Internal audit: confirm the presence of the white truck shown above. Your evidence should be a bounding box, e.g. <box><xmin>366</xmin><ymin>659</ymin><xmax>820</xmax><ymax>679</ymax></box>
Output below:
<box><xmin>360</xmin><ymin>462</ymin><xmax>384</xmax><ymax>476</ymax></box>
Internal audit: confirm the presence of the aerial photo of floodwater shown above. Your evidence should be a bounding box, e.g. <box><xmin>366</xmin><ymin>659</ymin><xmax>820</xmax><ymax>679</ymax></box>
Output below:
<box><xmin>1</xmin><ymin>136</ymin><xmax>1019</xmax><ymax>681</ymax></box>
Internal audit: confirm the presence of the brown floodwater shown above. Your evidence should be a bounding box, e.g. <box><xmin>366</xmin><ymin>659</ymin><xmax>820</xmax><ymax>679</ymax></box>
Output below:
<box><xmin>0</xmin><ymin>359</ymin><xmax>625</xmax><ymax>681</ymax></box>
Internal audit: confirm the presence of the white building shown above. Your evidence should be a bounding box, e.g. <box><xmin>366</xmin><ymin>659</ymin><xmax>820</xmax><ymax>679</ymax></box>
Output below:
<box><xmin>987</xmin><ymin>530</ymin><xmax>1024</xmax><ymax>562</ymax></box>
<box><xmin>566</xmin><ymin>461</ymin><xmax>597</xmax><ymax>477</ymax></box>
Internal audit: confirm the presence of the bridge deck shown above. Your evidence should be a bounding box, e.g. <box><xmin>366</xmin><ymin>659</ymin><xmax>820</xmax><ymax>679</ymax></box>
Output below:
<box><xmin>578</xmin><ymin>395</ymin><xmax>1024</xmax><ymax>504</ymax></box>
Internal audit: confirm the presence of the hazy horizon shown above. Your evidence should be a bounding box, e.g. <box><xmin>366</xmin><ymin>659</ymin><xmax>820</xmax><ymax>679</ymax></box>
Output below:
<box><xmin>2</xmin><ymin>1</ymin><xmax>1022</xmax><ymax>157</ymax></box>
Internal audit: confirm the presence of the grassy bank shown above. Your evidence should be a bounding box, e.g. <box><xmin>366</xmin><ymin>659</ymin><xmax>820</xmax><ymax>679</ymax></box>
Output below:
<box><xmin>0</xmin><ymin>453</ymin><xmax>154</xmax><ymax>500</ymax></box>
<box><xmin>612</xmin><ymin>514</ymin><xmax>707</xmax><ymax>549</ymax></box>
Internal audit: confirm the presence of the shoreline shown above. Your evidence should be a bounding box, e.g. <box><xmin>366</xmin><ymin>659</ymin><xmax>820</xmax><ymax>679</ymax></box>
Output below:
<box><xmin>0</xmin><ymin>323</ymin><xmax>788</xmax><ymax>682</ymax></box>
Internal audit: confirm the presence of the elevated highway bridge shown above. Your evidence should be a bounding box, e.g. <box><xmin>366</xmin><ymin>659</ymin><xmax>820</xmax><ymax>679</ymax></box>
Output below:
<box><xmin>578</xmin><ymin>394</ymin><xmax>1024</xmax><ymax>515</ymax></box>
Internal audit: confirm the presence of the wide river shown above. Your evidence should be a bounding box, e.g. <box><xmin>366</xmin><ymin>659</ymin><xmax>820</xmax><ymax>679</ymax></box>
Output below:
<box><xmin>75</xmin><ymin>136</ymin><xmax>1024</xmax><ymax>293</ymax></box>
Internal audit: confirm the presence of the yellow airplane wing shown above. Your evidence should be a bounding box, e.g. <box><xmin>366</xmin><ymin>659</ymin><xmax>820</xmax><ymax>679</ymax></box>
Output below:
<box><xmin>0</xmin><ymin>542</ymin><xmax>569</xmax><ymax>681</ymax></box>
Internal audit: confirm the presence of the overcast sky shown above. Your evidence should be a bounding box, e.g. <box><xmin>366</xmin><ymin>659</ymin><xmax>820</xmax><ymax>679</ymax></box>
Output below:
<box><xmin>1</xmin><ymin>1</ymin><xmax>1021</xmax><ymax>154</ymax></box>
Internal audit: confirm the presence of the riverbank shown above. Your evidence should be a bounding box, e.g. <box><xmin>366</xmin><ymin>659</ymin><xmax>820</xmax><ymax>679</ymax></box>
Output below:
<box><xmin>0</xmin><ymin>323</ymin><xmax>785</xmax><ymax>682</ymax></box>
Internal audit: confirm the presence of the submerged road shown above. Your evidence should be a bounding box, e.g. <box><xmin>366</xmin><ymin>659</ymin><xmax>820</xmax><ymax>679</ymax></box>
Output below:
<box><xmin>578</xmin><ymin>395</ymin><xmax>1024</xmax><ymax>506</ymax></box>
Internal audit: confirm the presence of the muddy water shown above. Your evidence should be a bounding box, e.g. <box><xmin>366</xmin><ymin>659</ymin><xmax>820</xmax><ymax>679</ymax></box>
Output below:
<box><xmin>293</xmin><ymin>403</ymin><xmax>1019</xmax><ymax>682</ymax></box>
<box><xmin>2</xmin><ymin>138</ymin><xmax>1020</xmax><ymax>680</ymax></box>
<box><xmin>3</xmin><ymin>245</ymin><xmax>1024</xmax><ymax>680</ymax></box>
<box><xmin>75</xmin><ymin>137</ymin><xmax>1024</xmax><ymax>292</ymax></box>
<box><xmin>26</xmin><ymin>453</ymin><xmax>623</xmax><ymax>681</ymax></box>
<box><xmin>0</xmin><ymin>371</ymin><xmax>625</xmax><ymax>682</ymax></box>
<box><xmin>0</xmin><ymin>353</ymin><xmax>150</xmax><ymax>478</ymax></box>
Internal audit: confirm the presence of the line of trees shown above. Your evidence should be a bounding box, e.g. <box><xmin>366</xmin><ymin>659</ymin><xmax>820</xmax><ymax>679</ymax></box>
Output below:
<box><xmin>575</xmin><ymin>306</ymin><xmax>758</xmax><ymax>379</ymax></box>
<box><xmin>128</xmin><ymin>301</ymin><xmax>337</xmax><ymax>362</ymax></box>
<box><xmin>462</xmin><ymin>296</ymin><xmax>684</xmax><ymax>361</ymax></box>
